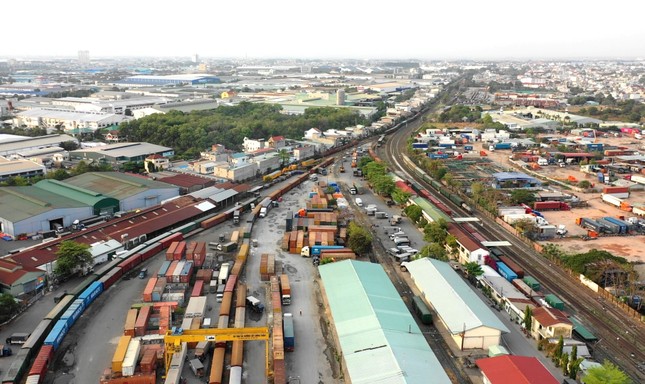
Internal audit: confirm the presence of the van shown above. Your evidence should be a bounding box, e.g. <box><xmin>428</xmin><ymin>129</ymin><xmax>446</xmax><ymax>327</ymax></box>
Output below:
<box><xmin>216</xmin><ymin>285</ymin><xmax>225</xmax><ymax>302</ymax></box>
<box><xmin>355</xmin><ymin>198</ymin><xmax>363</xmax><ymax>207</ymax></box>
<box><xmin>393</xmin><ymin>237</ymin><xmax>411</xmax><ymax>246</ymax></box>
<box><xmin>537</xmin><ymin>158</ymin><xmax>549</xmax><ymax>166</ymax></box>
<box><xmin>138</xmin><ymin>268</ymin><xmax>148</xmax><ymax>279</ymax></box>
<box><xmin>375</xmin><ymin>212</ymin><xmax>388</xmax><ymax>219</ymax></box>
<box><xmin>6</xmin><ymin>333</ymin><xmax>30</xmax><ymax>345</ymax></box>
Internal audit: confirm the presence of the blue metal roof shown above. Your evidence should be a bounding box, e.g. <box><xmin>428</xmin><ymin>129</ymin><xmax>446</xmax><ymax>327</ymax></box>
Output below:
<box><xmin>492</xmin><ymin>171</ymin><xmax>539</xmax><ymax>182</ymax></box>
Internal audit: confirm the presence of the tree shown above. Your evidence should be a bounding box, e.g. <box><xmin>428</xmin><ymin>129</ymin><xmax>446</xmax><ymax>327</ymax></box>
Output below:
<box><xmin>54</xmin><ymin>240</ymin><xmax>93</xmax><ymax>277</ymax></box>
<box><xmin>278</xmin><ymin>149</ymin><xmax>290</xmax><ymax>167</ymax></box>
<box><xmin>347</xmin><ymin>222</ymin><xmax>372</xmax><ymax>256</ymax></box>
<box><xmin>560</xmin><ymin>353</ymin><xmax>570</xmax><ymax>375</ymax></box>
<box><xmin>423</xmin><ymin>219</ymin><xmax>448</xmax><ymax>243</ymax></box>
<box><xmin>578</xmin><ymin>180</ymin><xmax>592</xmax><ymax>189</ymax></box>
<box><xmin>419</xmin><ymin>243</ymin><xmax>448</xmax><ymax>261</ymax></box>
<box><xmin>509</xmin><ymin>189</ymin><xmax>536</xmax><ymax>205</ymax></box>
<box><xmin>0</xmin><ymin>293</ymin><xmax>21</xmax><ymax>323</ymax></box>
<box><xmin>60</xmin><ymin>140</ymin><xmax>79</xmax><ymax>151</ymax></box>
<box><xmin>582</xmin><ymin>361</ymin><xmax>632</xmax><ymax>384</ymax></box>
<box><xmin>391</xmin><ymin>188</ymin><xmax>411</xmax><ymax>205</ymax></box>
<box><xmin>403</xmin><ymin>205</ymin><xmax>423</xmax><ymax>224</ymax></box>
<box><xmin>463</xmin><ymin>262</ymin><xmax>483</xmax><ymax>278</ymax></box>
<box><xmin>553</xmin><ymin>335</ymin><xmax>564</xmax><ymax>365</ymax></box>
<box><xmin>371</xmin><ymin>174</ymin><xmax>395</xmax><ymax>196</ymax></box>
<box><xmin>523</xmin><ymin>306</ymin><xmax>533</xmax><ymax>332</ymax></box>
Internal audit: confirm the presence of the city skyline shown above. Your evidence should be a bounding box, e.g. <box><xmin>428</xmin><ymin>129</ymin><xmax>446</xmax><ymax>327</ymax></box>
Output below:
<box><xmin>4</xmin><ymin>0</ymin><xmax>645</xmax><ymax>60</ymax></box>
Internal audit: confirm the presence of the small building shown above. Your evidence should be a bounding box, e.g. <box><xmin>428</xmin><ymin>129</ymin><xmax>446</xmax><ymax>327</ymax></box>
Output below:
<box><xmin>144</xmin><ymin>154</ymin><xmax>170</xmax><ymax>173</ymax></box>
<box><xmin>405</xmin><ymin>258</ymin><xmax>509</xmax><ymax>350</ymax></box>
<box><xmin>531</xmin><ymin>306</ymin><xmax>573</xmax><ymax>340</ymax></box>
<box><xmin>293</xmin><ymin>145</ymin><xmax>315</xmax><ymax>161</ymax></box>
<box><xmin>0</xmin><ymin>156</ymin><xmax>46</xmax><ymax>182</ymax></box>
<box><xmin>213</xmin><ymin>161</ymin><xmax>257</xmax><ymax>182</ymax></box>
<box><xmin>447</xmin><ymin>223</ymin><xmax>490</xmax><ymax>265</ymax></box>
<box><xmin>242</xmin><ymin>137</ymin><xmax>265</xmax><ymax>153</ymax></box>
<box><xmin>491</xmin><ymin>172</ymin><xmax>541</xmax><ymax>189</ymax></box>
<box><xmin>189</xmin><ymin>160</ymin><xmax>218</xmax><ymax>175</ymax></box>
<box><xmin>267</xmin><ymin>136</ymin><xmax>286</xmax><ymax>149</ymax></box>
<box><xmin>89</xmin><ymin>239</ymin><xmax>124</xmax><ymax>265</ymax></box>
<box><xmin>251</xmin><ymin>152</ymin><xmax>280</xmax><ymax>174</ymax></box>
<box><xmin>0</xmin><ymin>259</ymin><xmax>46</xmax><ymax>296</ymax></box>
<box><xmin>476</xmin><ymin>355</ymin><xmax>559</xmax><ymax>384</ymax></box>
<box><xmin>69</xmin><ymin>142</ymin><xmax>174</xmax><ymax>165</ymax></box>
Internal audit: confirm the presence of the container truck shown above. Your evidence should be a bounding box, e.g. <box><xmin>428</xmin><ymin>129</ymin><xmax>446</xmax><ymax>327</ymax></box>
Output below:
<box><xmin>280</xmin><ymin>275</ymin><xmax>291</xmax><ymax>305</ymax></box>
<box><xmin>283</xmin><ymin>313</ymin><xmax>295</xmax><ymax>352</ymax></box>
<box><xmin>246</xmin><ymin>296</ymin><xmax>265</xmax><ymax>313</ymax></box>
<box><xmin>576</xmin><ymin>218</ymin><xmax>608</xmax><ymax>233</ymax></box>
<box><xmin>596</xmin><ymin>218</ymin><xmax>622</xmax><ymax>234</ymax></box>
<box><xmin>601</xmin><ymin>193</ymin><xmax>623</xmax><ymax>208</ymax></box>
<box><xmin>533</xmin><ymin>201</ymin><xmax>570</xmax><ymax>211</ymax></box>
<box><xmin>603</xmin><ymin>217</ymin><xmax>629</xmax><ymax>234</ymax></box>
<box><xmin>218</xmin><ymin>263</ymin><xmax>230</xmax><ymax>285</ymax></box>
<box><xmin>300</xmin><ymin>245</ymin><xmax>343</xmax><ymax>257</ymax></box>
<box><xmin>233</xmin><ymin>210</ymin><xmax>241</xmax><ymax>224</ymax></box>
<box><xmin>217</xmin><ymin>242</ymin><xmax>238</xmax><ymax>252</ymax></box>
<box><xmin>375</xmin><ymin>211</ymin><xmax>389</xmax><ymax>219</ymax></box>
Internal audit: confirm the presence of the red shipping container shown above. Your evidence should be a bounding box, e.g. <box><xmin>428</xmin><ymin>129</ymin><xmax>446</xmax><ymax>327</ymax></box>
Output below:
<box><xmin>194</xmin><ymin>242</ymin><xmax>206</xmax><ymax>261</ymax></box>
<box><xmin>191</xmin><ymin>280</ymin><xmax>204</xmax><ymax>297</ymax></box>
<box><xmin>173</xmin><ymin>241</ymin><xmax>186</xmax><ymax>260</ymax></box>
<box><xmin>166</xmin><ymin>241</ymin><xmax>178</xmax><ymax>261</ymax></box>
<box><xmin>142</xmin><ymin>277</ymin><xmax>157</xmax><ymax>302</ymax></box>
<box><xmin>141</xmin><ymin>243</ymin><xmax>162</xmax><ymax>260</ymax></box>
<box><xmin>185</xmin><ymin>241</ymin><xmax>197</xmax><ymax>260</ymax></box>
<box><xmin>139</xmin><ymin>349</ymin><xmax>157</xmax><ymax>374</ymax></box>
<box><xmin>603</xmin><ymin>186</ymin><xmax>629</xmax><ymax>194</ymax></box>
<box><xmin>28</xmin><ymin>345</ymin><xmax>54</xmax><ymax>377</ymax></box>
<box><xmin>165</xmin><ymin>261</ymin><xmax>179</xmax><ymax>280</ymax></box>
<box><xmin>160</xmin><ymin>233</ymin><xmax>183</xmax><ymax>249</ymax></box>
<box><xmin>135</xmin><ymin>305</ymin><xmax>152</xmax><ymax>336</ymax></box>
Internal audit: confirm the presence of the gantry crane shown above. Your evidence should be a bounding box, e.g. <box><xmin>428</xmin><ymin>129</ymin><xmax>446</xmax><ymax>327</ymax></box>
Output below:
<box><xmin>164</xmin><ymin>327</ymin><xmax>270</xmax><ymax>375</ymax></box>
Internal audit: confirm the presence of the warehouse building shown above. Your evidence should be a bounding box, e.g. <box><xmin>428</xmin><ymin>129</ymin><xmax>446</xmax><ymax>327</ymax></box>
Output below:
<box><xmin>118</xmin><ymin>74</ymin><xmax>220</xmax><ymax>86</ymax></box>
<box><xmin>319</xmin><ymin>260</ymin><xmax>451</xmax><ymax>384</ymax></box>
<box><xmin>0</xmin><ymin>156</ymin><xmax>46</xmax><ymax>182</ymax></box>
<box><xmin>13</xmin><ymin>108</ymin><xmax>129</xmax><ymax>131</ymax></box>
<box><xmin>69</xmin><ymin>142</ymin><xmax>174</xmax><ymax>164</ymax></box>
<box><xmin>0</xmin><ymin>134</ymin><xmax>78</xmax><ymax>157</ymax></box>
<box><xmin>405</xmin><ymin>258</ymin><xmax>509</xmax><ymax>350</ymax></box>
<box><xmin>63</xmin><ymin>172</ymin><xmax>179</xmax><ymax>211</ymax></box>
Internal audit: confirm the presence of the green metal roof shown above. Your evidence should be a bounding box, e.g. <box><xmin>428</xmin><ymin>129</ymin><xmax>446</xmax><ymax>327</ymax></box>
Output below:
<box><xmin>35</xmin><ymin>179</ymin><xmax>119</xmax><ymax>215</ymax></box>
<box><xmin>0</xmin><ymin>186</ymin><xmax>90</xmax><ymax>222</ymax></box>
<box><xmin>64</xmin><ymin>172</ymin><xmax>175</xmax><ymax>201</ymax></box>
<box><xmin>412</xmin><ymin>197</ymin><xmax>452</xmax><ymax>222</ymax></box>
<box><xmin>319</xmin><ymin>260</ymin><xmax>451</xmax><ymax>384</ymax></box>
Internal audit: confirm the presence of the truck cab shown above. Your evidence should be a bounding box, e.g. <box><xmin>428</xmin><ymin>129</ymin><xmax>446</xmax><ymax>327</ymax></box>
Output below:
<box><xmin>246</xmin><ymin>296</ymin><xmax>265</xmax><ymax>313</ymax></box>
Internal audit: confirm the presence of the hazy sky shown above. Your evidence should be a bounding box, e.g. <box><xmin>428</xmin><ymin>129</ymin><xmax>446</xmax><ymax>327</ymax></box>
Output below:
<box><xmin>5</xmin><ymin>0</ymin><xmax>644</xmax><ymax>60</ymax></box>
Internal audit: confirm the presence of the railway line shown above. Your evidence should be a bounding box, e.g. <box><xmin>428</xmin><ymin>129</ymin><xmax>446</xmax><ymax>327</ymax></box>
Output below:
<box><xmin>381</xmin><ymin>99</ymin><xmax>645</xmax><ymax>382</ymax></box>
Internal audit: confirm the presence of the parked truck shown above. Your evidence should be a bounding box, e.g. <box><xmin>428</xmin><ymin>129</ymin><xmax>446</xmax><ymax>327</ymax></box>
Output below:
<box><xmin>246</xmin><ymin>296</ymin><xmax>265</xmax><ymax>313</ymax></box>
<box><xmin>576</xmin><ymin>217</ymin><xmax>608</xmax><ymax>233</ymax></box>
<box><xmin>603</xmin><ymin>217</ymin><xmax>629</xmax><ymax>234</ymax></box>
<box><xmin>601</xmin><ymin>193</ymin><xmax>623</xmax><ymax>208</ymax></box>
<box><xmin>280</xmin><ymin>274</ymin><xmax>291</xmax><ymax>305</ymax></box>
<box><xmin>218</xmin><ymin>263</ymin><xmax>230</xmax><ymax>285</ymax></box>
<box><xmin>259</xmin><ymin>197</ymin><xmax>273</xmax><ymax>218</ymax></box>
<box><xmin>375</xmin><ymin>211</ymin><xmax>389</xmax><ymax>219</ymax></box>
<box><xmin>283</xmin><ymin>313</ymin><xmax>295</xmax><ymax>352</ymax></box>
<box><xmin>533</xmin><ymin>201</ymin><xmax>570</xmax><ymax>211</ymax></box>
<box><xmin>300</xmin><ymin>245</ymin><xmax>344</xmax><ymax>257</ymax></box>
<box><xmin>233</xmin><ymin>210</ymin><xmax>241</xmax><ymax>224</ymax></box>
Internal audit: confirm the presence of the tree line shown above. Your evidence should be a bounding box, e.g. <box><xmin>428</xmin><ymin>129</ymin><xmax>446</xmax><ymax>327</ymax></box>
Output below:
<box><xmin>118</xmin><ymin>102</ymin><xmax>368</xmax><ymax>159</ymax></box>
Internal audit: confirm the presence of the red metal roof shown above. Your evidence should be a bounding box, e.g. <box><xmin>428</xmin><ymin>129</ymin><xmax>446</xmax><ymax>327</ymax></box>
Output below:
<box><xmin>157</xmin><ymin>173</ymin><xmax>217</xmax><ymax>189</ymax></box>
<box><xmin>106</xmin><ymin>204</ymin><xmax>205</xmax><ymax>240</ymax></box>
<box><xmin>394</xmin><ymin>181</ymin><xmax>417</xmax><ymax>196</ymax></box>
<box><xmin>532</xmin><ymin>306</ymin><xmax>571</xmax><ymax>327</ymax></box>
<box><xmin>0</xmin><ymin>260</ymin><xmax>31</xmax><ymax>285</ymax></box>
<box><xmin>559</xmin><ymin>153</ymin><xmax>594</xmax><ymax>157</ymax></box>
<box><xmin>476</xmin><ymin>355</ymin><xmax>559</xmax><ymax>384</ymax></box>
<box><xmin>447</xmin><ymin>223</ymin><xmax>483</xmax><ymax>252</ymax></box>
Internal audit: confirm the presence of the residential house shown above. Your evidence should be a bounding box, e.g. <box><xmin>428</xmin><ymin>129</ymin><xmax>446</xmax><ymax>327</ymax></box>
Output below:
<box><xmin>531</xmin><ymin>306</ymin><xmax>573</xmax><ymax>340</ymax></box>
<box><xmin>267</xmin><ymin>136</ymin><xmax>286</xmax><ymax>149</ymax></box>
<box><xmin>144</xmin><ymin>154</ymin><xmax>170</xmax><ymax>173</ymax></box>
<box><xmin>293</xmin><ymin>145</ymin><xmax>315</xmax><ymax>161</ymax></box>
<box><xmin>242</xmin><ymin>137</ymin><xmax>265</xmax><ymax>153</ymax></box>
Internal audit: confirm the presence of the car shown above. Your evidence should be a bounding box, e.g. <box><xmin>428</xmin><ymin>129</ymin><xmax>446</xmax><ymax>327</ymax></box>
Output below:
<box><xmin>399</xmin><ymin>247</ymin><xmax>419</xmax><ymax>255</ymax></box>
<box><xmin>387</xmin><ymin>248</ymin><xmax>403</xmax><ymax>256</ymax></box>
<box><xmin>386</xmin><ymin>200</ymin><xmax>395</xmax><ymax>206</ymax></box>
<box><xmin>389</xmin><ymin>231</ymin><xmax>406</xmax><ymax>240</ymax></box>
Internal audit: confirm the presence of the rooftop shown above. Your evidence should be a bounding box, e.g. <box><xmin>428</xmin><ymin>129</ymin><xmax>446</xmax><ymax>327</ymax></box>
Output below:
<box><xmin>476</xmin><ymin>355</ymin><xmax>559</xmax><ymax>384</ymax></box>
<box><xmin>0</xmin><ymin>186</ymin><xmax>89</xmax><ymax>222</ymax></box>
<box><xmin>64</xmin><ymin>172</ymin><xmax>177</xmax><ymax>200</ymax></box>
<box><xmin>405</xmin><ymin>258</ymin><xmax>509</xmax><ymax>334</ymax></box>
<box><xmin>70</xmin><ymin>142</ymin><xmax>173</xmax><ymax>159</ymax></box>
<box><xmin>319</xmin><ymin>260</ymin><xmax>450</xmax><ymax>384</ymax></box>
<box><xmin>532</xmin><ymin>306</ymin><xmax>571</xmax><ymax>327</ymax></box>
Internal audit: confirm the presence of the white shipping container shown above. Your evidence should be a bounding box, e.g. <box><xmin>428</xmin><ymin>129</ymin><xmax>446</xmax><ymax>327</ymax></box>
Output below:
<box><xmin>164</xmin><ymin>368</ymin><xmax>181</xmax><ymax>384</ymax></box>
<box><xmin>606</xmin><ymin>192</ymin><xmax>629</xmax><ymax>199</ymax></box>
<box><xmin>633</xmin><ymin>206</ymin><xmax>645</xmax><ymax>217</ymax></box>
<box><xmin>161</xmin><ymin>292</ymin><xmax>185</xmax><ymax>306</ymax></box>
<box><xmin>26</xmin><ymin>376</ymin><xmax>40</xmax><ymax>384</ymax></box>
<box><xmin>503</xmin><ymin>214</ymin><xmax>537</xmax><ymax>225</ymax></box>
<box><xmin>185</xmin><ymin>296</ymin><xmax>207</xmax><ymax>318</ymax></box>
<box><xmin>601</xmin><ymin>193</ymin><xmax>622</xmax><ymax>207</ymax></box>
<box><xmin>122</xmin><ymin>338</ymin><xmax>141</xmax><ymax>376</ymax></box>
<box><xmin>173</xmin><ymin>261</ymin><xmax>185</xmax><ymax>283</ymax></box>
<box><xmin>498</xmin><ymin>207</ymin><xmax>527</xmax><ymax>217</ymax></box>
<box><xmin>181</xmin><ymin>317</ymin><xmax>193</xmax><ymax>330</ymax></box>
<box><xmin>229</xmin><ymin>366</ymin><xmax>243</xmax><ymax>384</ymax></box>
<box><xmin>631</xmin><ymin>175</ymin><xmax>645</xmax><ymax>185</ymax></box>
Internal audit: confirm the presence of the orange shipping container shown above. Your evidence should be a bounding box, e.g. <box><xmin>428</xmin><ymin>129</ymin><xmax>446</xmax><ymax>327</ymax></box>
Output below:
<box><xmin>186</xmin><ymin>241</ymin><xmax>197</xmax><ymax>260</ymax></box>
<box><xmin>124</xmin><ymin>308</ymin><xmax>138</xmax><ymax>336</ymax></box>
<box><xmin>100</xmin><ymin>372</ymin><xmax>156</xmax><ymax>384</ymax></box>
<box><xmin>236</xmin><ymin>284</ymin><xmax>247</xmax><ymax>308</ymax></box>
<box><xmin>139</xmin><ymin>349</ymin><xmax>157</xmax><ymax>375</ymax></box>
<box><xmin>231</xmin><ymin>340</ymin><xmax>244</xmax><ymax>367</ymax></box>
<box><xmin>135</xmin><ymin>305</ymin><xmax>152</xmax><ymax>336</ymax></box>
<box><xmin>166</xmin><ymin>241</ymin><xmax>179</xmax><ymax>261</ymax></box>
<box><xmin>209</xmin><ymin>347</ymin><xmax>226</xmax><ymax>384</ymax></box>
<box><xmin>111</xmin><ymin>335</ymin><xmax>132</xmax><ymax>373</ymax></box>
<box><xmin>142</xmin><ymin>277</ymin><xmax>157</xmax><ymax>302</ymax></box>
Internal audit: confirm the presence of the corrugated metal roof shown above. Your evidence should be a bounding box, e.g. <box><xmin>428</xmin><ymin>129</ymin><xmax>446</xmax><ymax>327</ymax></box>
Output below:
<box><xmin>64</xmin><ymin>172</ymin><xmax>177</xmax><ymax>200</ymax></box>
<box><xmin>188</xmin><ymin>186</ymin><xmax>224</xmax><ymax>200</ymax></box>
<box><xmin>476</xmin><ymin>355</ymin><xmax>559</xmax><ymax>384</ymax></box>
<box><xmin>0</xmin><ymin>186</ymin><xmax>89</xmax><ymax>222</ymax></box>
<box><xmin>406</xmin><ymin>258</ymin><xmax>509</xmax><ymax>334</ymax></box>
<box><xmin>411</xmin><ymin>197</ymin><xmax>451</xmax><ymax>222</ymax></box>
<box><xmin>157</xmin><ymin>173</ymin><xmax>217</xmax><ymax>189</ymax></box>
<box><xmin>319</xmin><ymin>260</ymin><xmax>451</xmax><ymax>384</ymax></box>
<box><xmin>35</xmin><ymin>179</ymin><xmax>116</xmax><ymax>207</ymax></box>
<box><xmin>209</xmin><ymin>189</ymin><xmax>237</xmax><ymax>203</ymax></box>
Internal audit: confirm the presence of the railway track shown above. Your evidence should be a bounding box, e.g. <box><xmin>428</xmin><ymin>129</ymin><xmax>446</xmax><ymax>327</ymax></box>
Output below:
<box><xmin>382</xmin><ymin>102</ymin><xmax>645</xmax><ymax>382</ymax></box>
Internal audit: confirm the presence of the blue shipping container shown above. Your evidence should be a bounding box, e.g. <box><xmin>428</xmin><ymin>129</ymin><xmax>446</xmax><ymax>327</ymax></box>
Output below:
<box><xmin>496</xmin><ymin>262</ymin><xmax>518</xmax><ymax>282</ymax></box>
<box><xmin>428</xmin><ymin>153</ymin><xmax>449</xmax><ymax>159</ymax></box>
<box><xmin>79</xmin><ymin>281</ymin><xmax>103</xmax><ymax>306</ymax></box>
<box><xmin>61</xmin><ymin>299</ymin><xmax>85</xmax><ymax>327</ymax></box>
<box><xmin>494</xmin><ymin>143</ymin><xmax>512</xmax><ymax>149</ymax></box>
<box><xmin>438</xmin><ymin>143</ymin><xmax>454</xmax><ymax>148</ymax></box>
<box><xmin>44</xmin><ymin>319</ymin><xmax>69</xmax><ymax>350</ymax></box>
<box><xmin>464</xmin><ymin>145</ymin><xmax>474</xmax><ymax>150</ymax></box>
<box><xmin>158</xmin><ymin>260</ymin><xmax>171</xmax><ymax>277</ymax></box>
<box><xmin>181</xmin><ymin>261</ymin><xmax>193</xmax><ymax>275</ymax></box>
<box><xmin>412</xmin><ymin>143</ymin><xmax>429</xmax><ymax>149</ymax></box>
<box><xmin>587</xmin><ymin>143</ymin><xmax>604</xmax><ymax>151</ymax></box>
<box><xmin>283</xmin><ymin>314</ymin><xmax>295</xmax><ymax>352</ymax></box>
<box><xmin>603</xmin><ymin>217</ymin><xmax>628</xmax><ymax>233</ymax></box>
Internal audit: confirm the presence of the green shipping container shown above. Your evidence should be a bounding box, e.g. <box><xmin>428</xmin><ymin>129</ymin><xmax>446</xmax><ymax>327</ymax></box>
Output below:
<box><xmin>522</xmin><ymin>276</ymin><xmax>541</xmax><ymax>291</ymax></box>
<box><xmin>412</xmin><ymin>296</ymin><xmax>433</xmax><ymax>325</ymax></box>
<box><xmin>545</xmin><ymin>294</ymin><xmax>564</xmax><ymax>310</ymax></box>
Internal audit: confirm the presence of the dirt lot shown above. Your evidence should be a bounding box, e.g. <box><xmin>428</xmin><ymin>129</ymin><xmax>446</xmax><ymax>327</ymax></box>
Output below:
<box><xmin>475</xmin><ymin>136</ymin><xmax>645</xmax><ymax>263</ymax></box>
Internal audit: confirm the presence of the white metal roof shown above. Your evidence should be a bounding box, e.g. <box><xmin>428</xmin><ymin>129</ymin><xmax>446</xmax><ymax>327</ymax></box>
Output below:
<box><xmin>406</xmin><ymin>258</ymin><xmax>509</xmax><ymax>334</ymax></box>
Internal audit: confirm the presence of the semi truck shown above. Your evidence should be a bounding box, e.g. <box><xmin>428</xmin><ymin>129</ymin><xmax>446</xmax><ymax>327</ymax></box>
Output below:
<box><xmin>233</xmin><ymin>210</ymin><xmax>241</xmax><ymax>224</ymax></box>
<box><xmin>300</xmin><ymin>245</ymin><xmax>344</xmax><ymax>257</ymax></box>
<box><xmin>246</xmin><ymin>296</ymin><xmax>265</xmax><ymax>313</ymax></box>
<box><xmin>283</xmin><ymin>313</ymin><xmax>295</xmax><ymax>352</ymax></box>
<box><xmin>280</xmin><ymin>274</ymin><xmax>291</xmax><ymax>306</ymax></box>
<box><xmin>218</xmin><ymin>263</ymin><xmax>230</xmax><ymax>285</ymax></box>
<box><xmin>259</xmin><ymin>198</ymin><xmax>274</xmax><ymax>218</ymax></box>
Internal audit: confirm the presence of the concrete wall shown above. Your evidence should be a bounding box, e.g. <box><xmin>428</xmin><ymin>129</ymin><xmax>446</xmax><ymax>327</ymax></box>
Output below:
<box><xmin>11</xmin><ymin>206</ymin><xmax>93</xmax><ymax>236</ymax></box>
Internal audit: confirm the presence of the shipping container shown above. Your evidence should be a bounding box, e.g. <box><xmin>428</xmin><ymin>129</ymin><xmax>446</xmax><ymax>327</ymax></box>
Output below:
<box><xmin>545</xmin><ymin>294</ymin><xmax>565</xmax><ymax>310</ymax></box>
<box><xmin>522</xmin><ymin>276</ymin><xmax>541</xmax><ymax>291</ymax></box>
<box><xmin>124</xmin><ymin>308</ymin><xmax>138</xmax><ymax>336</ymax></box>
<box><xmin>135</xmin><ymin>305</ymin><xmax>151</xmax><ymax>337</ymax></box>
<box><xmin>99</xmin><ymin>267</ymin><xmax>123</xmax><ymax>289</ymax></box>
<box><xmin>158</xmin><ymin>260</ymin><xmax>171</xmax><ymax>277</ymax></box>
<box><xmin>496</xmin><ymin>262</ymin><xmax>518</xmax><ymax>282</ymax></box>
<box><xmin>192</xmin><ymin>280</ymin><xmax>204</xmax><ymax>297</ymax></box>
<box><xmin>412</xmin><ymin>296</ymin><xmax>433</xmax><ymax>325</ymax></box>
<box><xmin>142</xmin><ymin>277</ymin><xmax>157</xmax><ymax>302</ymax></box>
<box><xmin>121</xmin><ymin>338</ymin><xmax>141</xmax><ymax>376</ymax></box>
<box><xmin>497</xmin><ymin>255</ymin><xmax>525</xmax><ymax>278</ymax></box>
<box><xmin>28</xmin><ymin>345</ymin><xmax>53</xmax><ymax>378</ymax></box>
<box><xmin>283</xmin><ymin>313</ymin><xmax>294</xmax><ymax>352</ymax></box>
<box><xmin>78</xmin><ymin>281</ymin><xmax>103</xmax><ymax>306</ymax></box>
<box><xmin>111</xmin><ymin>335</ymin><xmax>131</xmax><ymax>373</ymax></box>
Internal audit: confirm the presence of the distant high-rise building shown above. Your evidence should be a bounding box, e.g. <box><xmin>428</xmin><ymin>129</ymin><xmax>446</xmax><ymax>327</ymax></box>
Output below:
<box><xmin>78</xmin><ymin>50</ymin><xmax>90</xmax><ymax>66</ymax></box>
<box><xmin>191</xmin><ymin>53</ymin><xmax>199</xmax><ymax>63</ymax></box>
<box><xmin>336</xmin><ymin>89</ymin><xmax>346</xmax><ymax>106</ymax></box>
